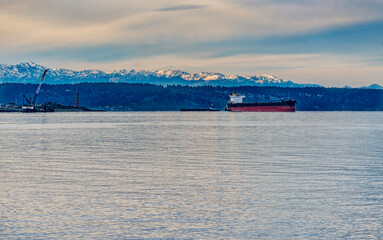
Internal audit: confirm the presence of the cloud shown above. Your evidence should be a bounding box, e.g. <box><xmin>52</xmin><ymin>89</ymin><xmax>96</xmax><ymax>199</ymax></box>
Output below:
<box><xmin>156</xmin><ymin>4</ymin><xmax>207</xmax><ymax>12</ymax></box>
<box><xmin>2</xmin><ymin>0</ymin><xmax>382</xmax><ymax>48</ymax></box>
<box><xmin>199</xmin><ymin>20</ymin><xmax>383</xmax><ymax>58</ymax></box>
<box><xmin>1</xmin><ymin>0</ymin><xmax>383</xmax><ymax>86</ymax></box>
<box><xmin>0</xmin><ymin>0</ymin><xmax>145</xmax><ymax>25</ymax></box>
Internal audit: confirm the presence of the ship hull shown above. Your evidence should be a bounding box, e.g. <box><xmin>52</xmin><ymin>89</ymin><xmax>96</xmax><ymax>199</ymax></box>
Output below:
<box><xmin>226</xmin><ymin>100</ymin><xmax>296</xmax><ymax>112</ymax></box>
<box><xmin>22</xmin><ymin>105</ymin><xmax>36</xmax><ymax>112</ymax></box>
<box><xmin>22</xmin><ymin>105</ymin><xmax>55</xmax><ymax>113</ymax></box>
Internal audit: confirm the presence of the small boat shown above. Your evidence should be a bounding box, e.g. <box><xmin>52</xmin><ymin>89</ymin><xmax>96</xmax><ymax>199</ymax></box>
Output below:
<box><xmin>180</xmin><ymin>108</ymin><xmax>220</xmax><ymax>111</ymax></box>
<box><xmin>181</xmin><ymin>103</ymin><xmax>220</xmax><ymax>112</ymax></box>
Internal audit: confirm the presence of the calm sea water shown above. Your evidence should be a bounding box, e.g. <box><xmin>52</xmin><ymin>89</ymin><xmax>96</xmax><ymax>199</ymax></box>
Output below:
<box><xmin>0</xmin><ymin>112</ymin><xmax>382</xmax><ymax>239</ymax></box>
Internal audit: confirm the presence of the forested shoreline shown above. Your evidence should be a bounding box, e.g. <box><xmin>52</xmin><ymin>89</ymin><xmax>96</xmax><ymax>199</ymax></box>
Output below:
<box><xmin>0</xmin><ymin>83</ymin><xmax>382</xmax><ymax>111</ymax></box>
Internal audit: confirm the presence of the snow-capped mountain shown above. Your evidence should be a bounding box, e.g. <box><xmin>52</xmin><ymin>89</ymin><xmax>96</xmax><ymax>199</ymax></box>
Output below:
<box><xmin>152</xmin><ymin>69</ymin><xmax>313</xmax><ymax>87</ymax></box>
<box><xmin>0</xmin><ymin>62</ymin><xmax>322</xmax><ymax>87</ymax></box>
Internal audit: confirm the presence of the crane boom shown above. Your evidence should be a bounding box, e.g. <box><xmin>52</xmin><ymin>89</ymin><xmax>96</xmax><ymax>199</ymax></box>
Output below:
<box><xmin>32</xmin><ymin>69</ymin><xmax>49</xmax><ymax>105</ymax></box>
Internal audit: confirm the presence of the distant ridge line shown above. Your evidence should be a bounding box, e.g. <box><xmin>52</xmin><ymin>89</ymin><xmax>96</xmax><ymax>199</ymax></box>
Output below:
<box><xmin>1</xmin><ymin>62</ymin><xmax>380</xmax><ymax>89</ymax></box>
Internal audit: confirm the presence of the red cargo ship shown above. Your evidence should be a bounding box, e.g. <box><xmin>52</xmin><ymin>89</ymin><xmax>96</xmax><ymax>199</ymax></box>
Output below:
<box><xmin>225</xmin><ymin>93</ymin><xmax>296</xmax><ymax>112</ymax></box>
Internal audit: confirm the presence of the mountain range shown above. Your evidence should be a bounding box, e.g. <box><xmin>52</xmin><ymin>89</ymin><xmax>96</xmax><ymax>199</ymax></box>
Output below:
<box><xmin>0</xmin><ymin>62</ymin><xmax>381</xmax><ymax>89</ymax></box>
<box><xmin>0</xmin><ymin>62</ymin><xmax>323</xmax><ymax>88</ymax></box>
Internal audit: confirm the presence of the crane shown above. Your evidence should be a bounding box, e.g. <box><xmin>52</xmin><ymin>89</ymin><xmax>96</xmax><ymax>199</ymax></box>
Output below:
<box><xmin>22</xmin><ymin>69</ymin><xmax>49</xmax><ymax>112</ymax></box>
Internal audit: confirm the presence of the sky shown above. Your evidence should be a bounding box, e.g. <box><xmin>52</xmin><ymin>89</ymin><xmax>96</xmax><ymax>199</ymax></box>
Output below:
<box><xmin>1</xmin><ymin>0</ymin><xmax>383</xmax><ymax>87</ymax></box>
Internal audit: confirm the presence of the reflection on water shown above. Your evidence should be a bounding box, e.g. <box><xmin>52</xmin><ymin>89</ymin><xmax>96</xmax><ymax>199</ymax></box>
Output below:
<box><xmin>0</xmin><ymin>112</ymin><xmax>382</xmax><ymax>239</ymax></box>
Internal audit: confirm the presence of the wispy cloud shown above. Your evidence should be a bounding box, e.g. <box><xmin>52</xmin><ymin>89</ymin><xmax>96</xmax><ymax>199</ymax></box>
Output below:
<box><xmin>156</xmin><ymin>4</ymin><xmax>207</xmax><ymax>12</ymax></box>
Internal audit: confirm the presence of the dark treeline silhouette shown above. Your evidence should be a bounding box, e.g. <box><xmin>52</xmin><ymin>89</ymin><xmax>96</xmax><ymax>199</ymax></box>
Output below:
<box><xmin>0</xmin><ymin>83</ymin><xmax>382</xmax><ymax>111</ymax></box>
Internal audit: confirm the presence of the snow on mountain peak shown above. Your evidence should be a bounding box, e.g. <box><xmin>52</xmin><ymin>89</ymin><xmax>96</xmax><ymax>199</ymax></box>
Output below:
<box><xmin>155</xmin><ymin>69</ymin><xmax>189</xmax><ymax>78</ymax></box>
<box><xmin>0</xmin><ymin>62</ymin><xmax>324</xmax><ymax>87</ymax></box>
<box><xmin>153</xmin><ymin>70</ymin><xmax>288</xmax><ymax>84</ymax></box>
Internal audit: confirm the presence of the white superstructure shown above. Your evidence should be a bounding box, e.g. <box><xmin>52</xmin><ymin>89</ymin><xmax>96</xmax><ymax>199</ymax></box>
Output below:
<box><xmin>229</xmin><ymin>92</ymin><xmax>245</xmax><ymax>104</ymax></box>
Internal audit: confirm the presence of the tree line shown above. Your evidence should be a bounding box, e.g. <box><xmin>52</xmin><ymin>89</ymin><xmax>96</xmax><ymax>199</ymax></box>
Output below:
<box><xmin>0</xmin><ymin>83</ymin><xmax>382</xmax><ymax>111</ymax></box>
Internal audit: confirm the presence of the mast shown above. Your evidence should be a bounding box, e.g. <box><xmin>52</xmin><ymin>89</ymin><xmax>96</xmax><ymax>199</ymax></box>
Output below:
<box><xmin>75</xmin><ymin>91</ymin><xmax>79</xmax><ymax>108</ymax></box>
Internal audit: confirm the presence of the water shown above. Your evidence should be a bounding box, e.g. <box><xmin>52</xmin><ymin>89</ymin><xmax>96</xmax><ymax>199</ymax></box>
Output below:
<box><xmin>0</xmin><ymin>112</ymin><xmax>382</xmax><ymax>239</ymax></box>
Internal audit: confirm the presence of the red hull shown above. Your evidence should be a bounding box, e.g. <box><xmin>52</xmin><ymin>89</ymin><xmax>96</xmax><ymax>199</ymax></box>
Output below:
<box><xmin>227</xmin><ymin>105</ymin><xmax>295</xmax><ymax>112</ymax></box>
